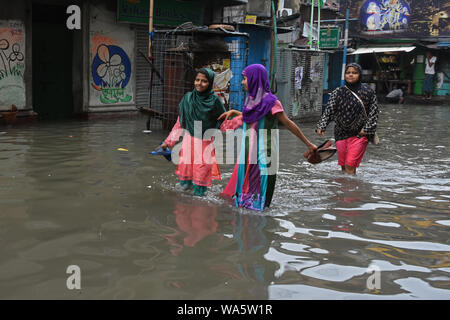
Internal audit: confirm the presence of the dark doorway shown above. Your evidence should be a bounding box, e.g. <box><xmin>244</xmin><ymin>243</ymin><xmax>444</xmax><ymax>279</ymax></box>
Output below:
<box><xmin>32</xmin><ymin>3</ymin><xmax>73</xmax><ymax>119</ymax></box>
<box><xmin>328</xmin><ymin>51</ymin><xmax>343</xmax><ymax>91</ymax></box>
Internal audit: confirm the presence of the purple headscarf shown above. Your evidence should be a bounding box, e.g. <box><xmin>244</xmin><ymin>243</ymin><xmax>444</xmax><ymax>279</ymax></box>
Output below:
<box><xmin>242</xmin><ymin>64</ymin><xmax>278</xmax><ymax>123</ymax></box>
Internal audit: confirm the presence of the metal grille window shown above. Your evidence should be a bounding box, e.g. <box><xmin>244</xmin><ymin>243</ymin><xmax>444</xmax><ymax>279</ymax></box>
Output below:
<box><xmin>134</xmin><ymin>27</ymin><xmax>248</xmax><ymax>130</ymax></box>
<box><xmin>275</xmin><ymin>48</ymin><xmax>325</xmax><ymax>121</ymax></box>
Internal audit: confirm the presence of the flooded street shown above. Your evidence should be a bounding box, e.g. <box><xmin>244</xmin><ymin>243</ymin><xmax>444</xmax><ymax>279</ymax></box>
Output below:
<box><xmin>0</xmin><ymin>104</ymin><xmax>449</xmax><ymax>300</ymax></box>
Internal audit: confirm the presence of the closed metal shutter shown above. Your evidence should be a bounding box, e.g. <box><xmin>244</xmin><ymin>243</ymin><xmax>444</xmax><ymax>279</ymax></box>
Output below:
<box><xmin>135</xmin><ymin>24</ymin><xmax>151</xmax><ymax>110</ymax></box>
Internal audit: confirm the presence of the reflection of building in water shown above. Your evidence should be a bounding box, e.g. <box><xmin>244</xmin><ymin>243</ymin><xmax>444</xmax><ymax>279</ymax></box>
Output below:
<box><xmin>366</xmin><ymin>213</ymin><xmax>450</xmax><ymax>269</ymax></box>
<box><xmin>367</xmin><ymin>245</ymin><xmax>450</xmax><ymax>269</ymax></box>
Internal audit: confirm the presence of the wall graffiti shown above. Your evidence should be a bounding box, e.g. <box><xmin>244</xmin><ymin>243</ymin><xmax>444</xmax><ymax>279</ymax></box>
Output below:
<box><xmin>89</xmin><ymin>3</ymin><xmax>135</xmax><ymax>107</ymax></box>
<box><xmin>90</xmin><ymin>34</ymin><xmax>119</xmax><ymax>56</ymax></box>
<box><xmin>91</xmin><ymin>44</ymin><xmax>132</xmax><ymax>104</ymax></box>
<box><xmin>0</xmin><ymin>21</ymin><xmax>25</xmax><ymax>109</ymax></box>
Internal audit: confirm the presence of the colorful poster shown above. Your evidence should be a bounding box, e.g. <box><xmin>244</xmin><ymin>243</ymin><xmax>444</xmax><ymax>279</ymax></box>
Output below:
<box><xmin>0</xmin><ymin>20</ymin><xmax>25</xmax><ymax>109</ymax></box>
<box><xmin>360</xmin><ymin>0</ymin><xmax>411</xmax><ymax>34</ymax></box>
<box><xmin>341</xmin><ymin>0</ymin><xmax>450</xmax><ymax>38</ymax></box>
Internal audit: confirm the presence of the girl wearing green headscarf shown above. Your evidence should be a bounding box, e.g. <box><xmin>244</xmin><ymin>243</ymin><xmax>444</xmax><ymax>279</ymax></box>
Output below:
<box><xmin>159</xmin><ymin>68</ymin><xmax>226</xmax><ymax>196</ymax></box>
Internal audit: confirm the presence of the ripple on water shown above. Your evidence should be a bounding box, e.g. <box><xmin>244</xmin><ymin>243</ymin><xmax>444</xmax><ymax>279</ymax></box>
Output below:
<box><xmin>275</xmin><ymin>218</ymin><xmax>450</xmax><ymax>252</ymax></box>
<box><xmin>372</xmin><ymin>222</ymin><xmax>401</xmax><ymax>228</ymax></box>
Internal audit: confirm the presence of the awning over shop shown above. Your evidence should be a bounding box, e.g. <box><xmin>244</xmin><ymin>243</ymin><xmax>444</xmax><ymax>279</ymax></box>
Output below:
<box><xmin>216</xmin><ymin>0</ymin><xmax>248</xmax><ymax>5</ymax></box>
<box><xmin>437</xmin><ymin>42</ymin><xmax>450</xmax><ymax>48</ymax></box>
<box><xmin>348</xmin><ymin>46</ymin><xmax>416</xmax><ymax>55</ymax></box>
<box><xmin>236</xmin><ymin>23</ymin><xmax>294</xmax><ymax>34</ymax></box>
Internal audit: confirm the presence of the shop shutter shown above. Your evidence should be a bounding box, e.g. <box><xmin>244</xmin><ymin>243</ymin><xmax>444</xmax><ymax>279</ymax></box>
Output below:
<box><xmin>135</xmin><ymin>24</ymin><xmax>151</xmax><ymax>110</ymax></box>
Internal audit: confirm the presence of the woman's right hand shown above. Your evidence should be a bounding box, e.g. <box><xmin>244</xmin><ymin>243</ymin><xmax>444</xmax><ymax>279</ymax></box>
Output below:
<box><xmin>218</xmin><ymin>109</ymin><xmax>241</xmax><ymax>121</ymax></box>
<box><xmin>157</xmin><ymin>142</ymin><xmax>168</xmax><ymax>150</ymax></box>
<box><xmin>316</xmin><ymin>129</ymin><xmax>324</xmax><ymax>136</ymax></box>
<box><xmin>307</xmin><ymin>143</ymin><xmax>318</xmax><ymax>154</ymax></box>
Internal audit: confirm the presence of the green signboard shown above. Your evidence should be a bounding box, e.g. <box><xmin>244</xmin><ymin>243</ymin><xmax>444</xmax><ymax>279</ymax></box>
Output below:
<box><xmin>319</xmin><ymin>28</ymin><xmax>340</xmax><ymax>49</ymax></box>
<box><xmin>117</xmin><ymin>0</ymin><xmax>204</xmax><ymax>27</ymax></box>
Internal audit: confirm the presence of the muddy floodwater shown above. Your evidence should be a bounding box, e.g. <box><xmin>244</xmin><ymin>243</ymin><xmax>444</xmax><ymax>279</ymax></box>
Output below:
<box><xmin>0</xmin><ymin>104</ymin><xmax>449</xmax><ymax>299</ymax></box>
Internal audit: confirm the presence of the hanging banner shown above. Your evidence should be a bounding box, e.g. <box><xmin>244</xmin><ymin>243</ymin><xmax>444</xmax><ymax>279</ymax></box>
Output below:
<box><xmin>303</xmin><ymin>22</ymin><xmax>318</xmax><ymax>40</ymax></box>
<box><xmin>341</xmin><ymin>0</ymin><xmax>450</xmax><ymax>38</ymax></box>
<box><xmin>117</xmin><ymin>0</ymin><xmax>204</xmax><ymax>26</ymax></box>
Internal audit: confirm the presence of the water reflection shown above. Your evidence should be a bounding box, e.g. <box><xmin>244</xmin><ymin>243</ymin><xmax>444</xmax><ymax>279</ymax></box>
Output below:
<box><xmin>164</xmin><ymin>198</ymin><xmax>273</xmax><ymax>299</ymax></box>
<box><xmin>233</xmin><ymin>214</ymin><xmax>268</xmax><ymax>283</ymax></box>
<box><xmin>211</xmin><ymin>212</ymin><xmax>272</xmax><ymax>299</ymax></box>
<box><xmin>166</xmin><ymin>198</ymin><xmax>218</xmax><ymax>255</ymax></box>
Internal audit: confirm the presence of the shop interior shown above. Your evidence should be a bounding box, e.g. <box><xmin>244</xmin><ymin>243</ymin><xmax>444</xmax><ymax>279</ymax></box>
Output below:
<box><xmin>357</xmin><ymin>51</ymin><xmax>416</xmax><ymax>95</ymax></box>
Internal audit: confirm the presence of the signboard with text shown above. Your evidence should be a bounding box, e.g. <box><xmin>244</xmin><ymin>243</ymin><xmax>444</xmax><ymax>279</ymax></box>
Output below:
<box><xmin>244</xmin><ymin>15</ymin><xmax>257</xmax><ymax>24</ymax></box>
<box><xmin>319</xmin><ymin>27</ymin><xmax>340</xmax><ymax>48</ymax></box>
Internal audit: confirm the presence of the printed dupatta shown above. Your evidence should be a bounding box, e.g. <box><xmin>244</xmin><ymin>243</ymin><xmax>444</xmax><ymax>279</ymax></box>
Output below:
<box><xmin>233</xmin><ymin>113</ymin><xmax>279</xmax><ymax>211</ymax></box>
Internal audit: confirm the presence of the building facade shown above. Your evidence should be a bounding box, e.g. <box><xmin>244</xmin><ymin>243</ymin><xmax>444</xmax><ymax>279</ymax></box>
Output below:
<box><xmin>0</xmin><ymin>0</ymin><xmax>247</xmax><ymax>120</ymax></box>
<box><xmin>222</xmin><ymin>0</ymin><xmax>341</xmax><ymax>119</ymax></box>
<box><xmin>341</xmin><ymin>0</ymin><xmax>450</xmax><ymax>96</ymax></box>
